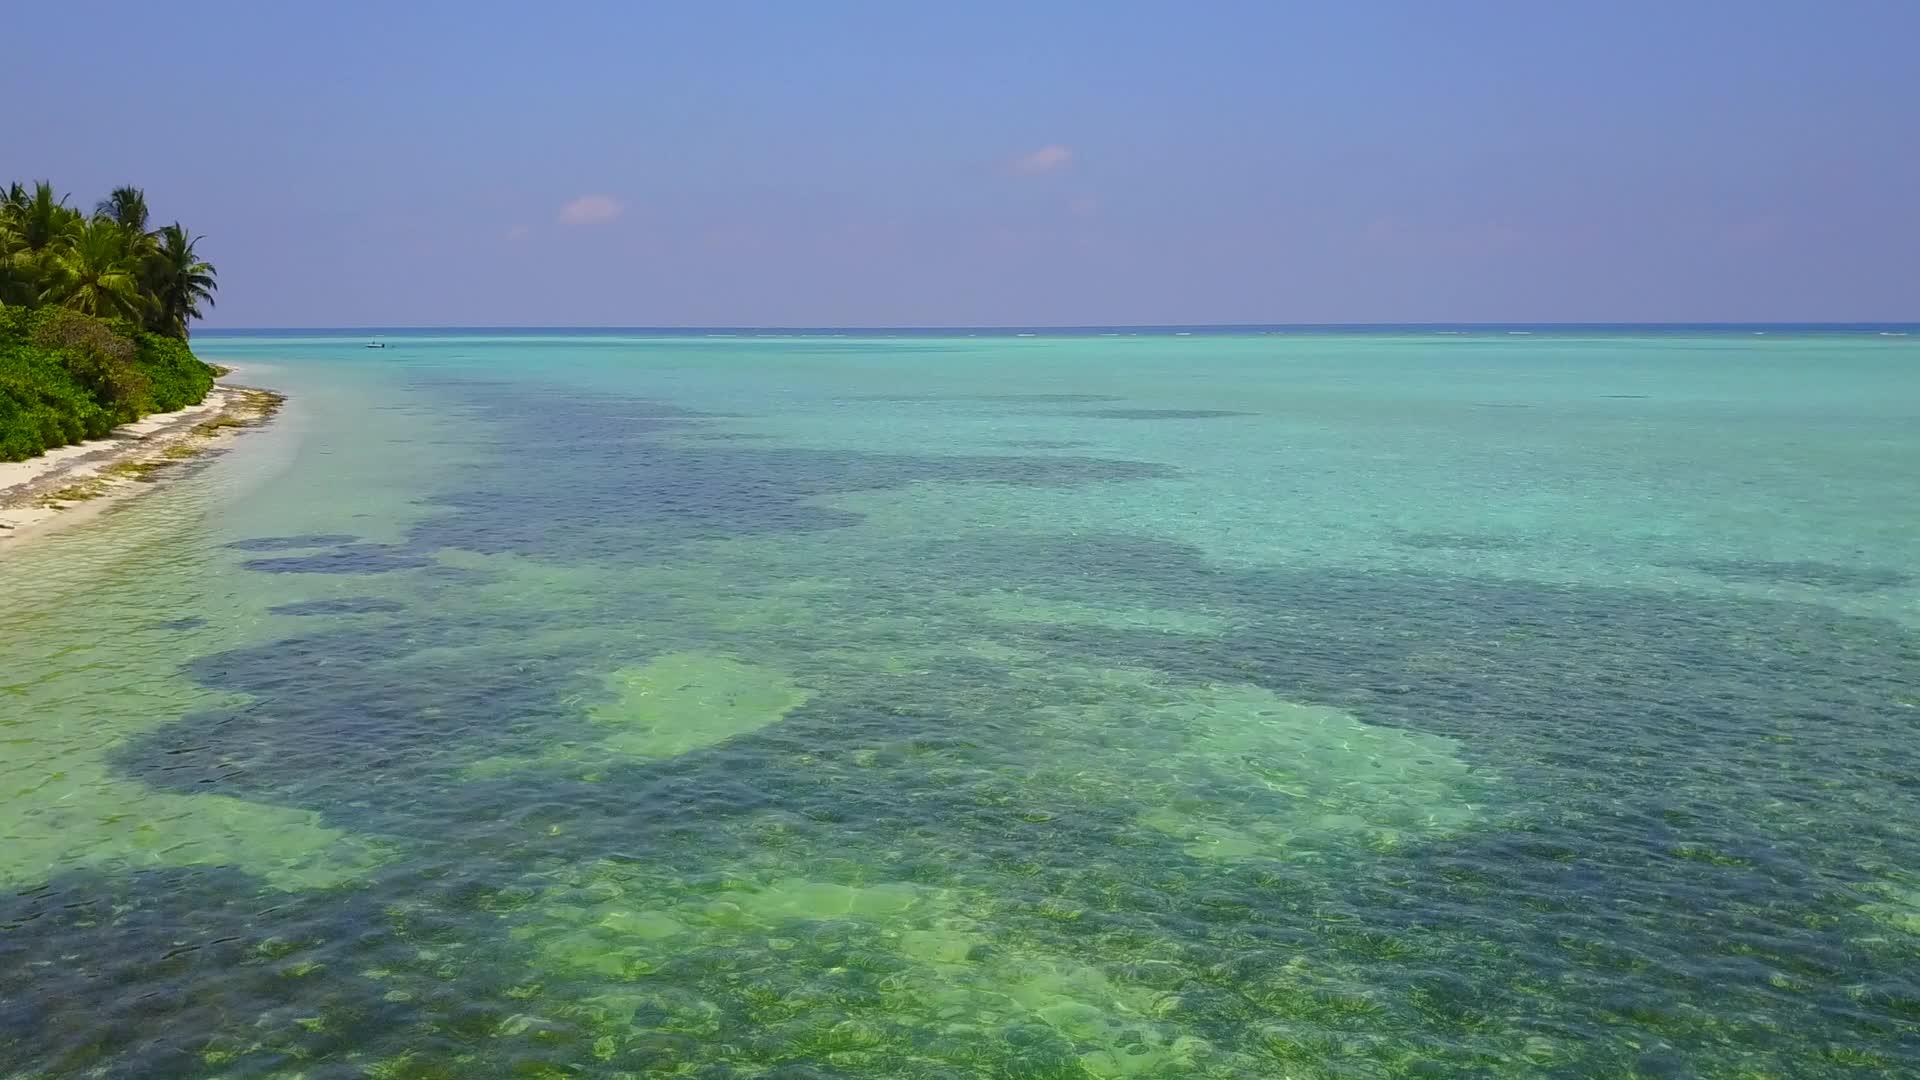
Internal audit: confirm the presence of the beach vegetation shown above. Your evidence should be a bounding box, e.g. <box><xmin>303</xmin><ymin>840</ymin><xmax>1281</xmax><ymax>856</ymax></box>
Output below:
<box><xmin>0</xmin><ymin>178</ymin><xmax>221</xmax><ymax>459</ymax></box>
<box><xmin>1</xmin><ymin>276</ymin><xmax>220</xmax><ymax>465</ymax></box>
<box><xmin>1</xmin><ymin>305</ymin><xmax>216</xmax><ymax>459</ymax></box>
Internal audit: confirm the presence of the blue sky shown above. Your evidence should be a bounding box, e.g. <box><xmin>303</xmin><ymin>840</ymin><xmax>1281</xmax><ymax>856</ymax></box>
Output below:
<box><xmin>7</xmin><ymin>2</ymin><xmax>1917</xmax><ymax>326</ymax></box>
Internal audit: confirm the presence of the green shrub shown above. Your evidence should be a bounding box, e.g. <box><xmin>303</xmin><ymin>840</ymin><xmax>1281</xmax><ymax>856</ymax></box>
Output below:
<box><xmin>0</xmin><ymin>307</ymin><xmax>214</xmax><ymax>461</ymax></box>
<box><xmin>0</xmin><ymin>342</ymin><xmax>110</xmax><ymax>459</ymax></box>
<box><xmin>29</xmin><ymin>307</ymin><xmax>137</xmax><ymax>364</ymax></box>
<box><xmin>132</xmin><ymin>329</ymin><xmax>214</xmax><ymax>413</ymax></box>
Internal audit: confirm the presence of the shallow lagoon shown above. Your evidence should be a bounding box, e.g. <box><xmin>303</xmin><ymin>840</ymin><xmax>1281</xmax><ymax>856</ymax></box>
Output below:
<box><xmin>2</xmin><ymin>330</ymin><xmax>1917</xmax><ymax>1077</ymax></box>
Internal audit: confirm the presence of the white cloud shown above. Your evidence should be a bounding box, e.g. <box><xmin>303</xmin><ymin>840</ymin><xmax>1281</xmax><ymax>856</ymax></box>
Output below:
<box><xmin>557</xmin><ymin>194</ymin><xmax>625</xmax><ymax>226</ymax></box>
<box><xmin>1011</xmin><ymin>144</ymin><xmax>1073</xmax><ymax>175</ymax></box>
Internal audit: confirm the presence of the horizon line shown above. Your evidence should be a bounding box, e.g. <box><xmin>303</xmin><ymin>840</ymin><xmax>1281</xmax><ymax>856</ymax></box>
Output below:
<box><xmin>198</xmin><ymin>320</ymin><xmax>1920</xmax><ymax>333</ymax></box>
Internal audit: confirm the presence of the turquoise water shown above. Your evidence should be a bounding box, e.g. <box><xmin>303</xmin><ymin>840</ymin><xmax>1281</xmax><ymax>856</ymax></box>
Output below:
<box><xmin>2</xmin><ymin>329</ymin><xmax>1917</xmax><ymax>1077</ymax></box>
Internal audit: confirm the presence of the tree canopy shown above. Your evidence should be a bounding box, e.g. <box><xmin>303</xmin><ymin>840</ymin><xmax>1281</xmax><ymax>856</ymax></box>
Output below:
<box><xmin>0</xmin><ymin>180</ymin><xmax>217</xmax><ymax>340</ymax></box>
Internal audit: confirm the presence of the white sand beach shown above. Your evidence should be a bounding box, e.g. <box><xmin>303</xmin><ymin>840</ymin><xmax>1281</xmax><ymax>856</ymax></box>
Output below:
<box><xmin>0</xmin><ymin>380</ymin><xmax>281</xmax><ymax>552</ymax></box>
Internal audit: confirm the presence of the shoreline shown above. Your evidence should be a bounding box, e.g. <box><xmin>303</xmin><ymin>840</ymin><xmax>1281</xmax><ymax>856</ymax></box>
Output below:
<box><xmin>0</xmin><ymin>376</ymin><xmax>284</xmax><ymax>553</ymax></box>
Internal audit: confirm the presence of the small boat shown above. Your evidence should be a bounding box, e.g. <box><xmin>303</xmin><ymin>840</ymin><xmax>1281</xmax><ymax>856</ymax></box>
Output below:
<box><xmin>364</xmin><ymin>340</ymin><xmax>387</xmax><ymax>349</ymax></box>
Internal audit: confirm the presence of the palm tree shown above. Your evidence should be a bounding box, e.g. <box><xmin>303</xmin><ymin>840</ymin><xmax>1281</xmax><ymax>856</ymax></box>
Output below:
<box><xmin>7</xmin><ymin>181</ymin><xmax>79</xmax><ymax>254</ymax></box>
<box><xmin>146</xmin><ymin>223</ymin><xmax>217</xmax><ymax>337</ymax></box>
<box><xmin>39</xmin><ymin>218</ymin><xmax>148</xmax><ymax>322</ymax></box>
<box><xmin>0</xmin><ymin>223</ymin><xmax>32</xmax><ymax>307</ymax></box>
<box><xmin>95</xmin><ymin>186</ymin><xmax>150</xmax><ymax>234</ymax></box>
<box><xmin>1</xmin><ymin>183</ymin><xmax>68</xmax><ymax>306</ymax></box>
<box><xmin>2</xmin><ymin>180</ymin><xmax>218</xmax><ymax>329</ymax></box>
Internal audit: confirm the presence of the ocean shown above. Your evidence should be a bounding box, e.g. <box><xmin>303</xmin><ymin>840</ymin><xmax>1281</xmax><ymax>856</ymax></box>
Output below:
<box><xmin>2</xmin><ymin>327</ymin><xmax>1916</xmax><ymax>1077</ymax></box>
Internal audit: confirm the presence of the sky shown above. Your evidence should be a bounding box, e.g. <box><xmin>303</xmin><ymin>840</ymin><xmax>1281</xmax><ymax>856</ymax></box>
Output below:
<box><xmin>7</xmin><ymin>1</ymin><xmax>1917</xmax><ymax>327</ymax></box>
